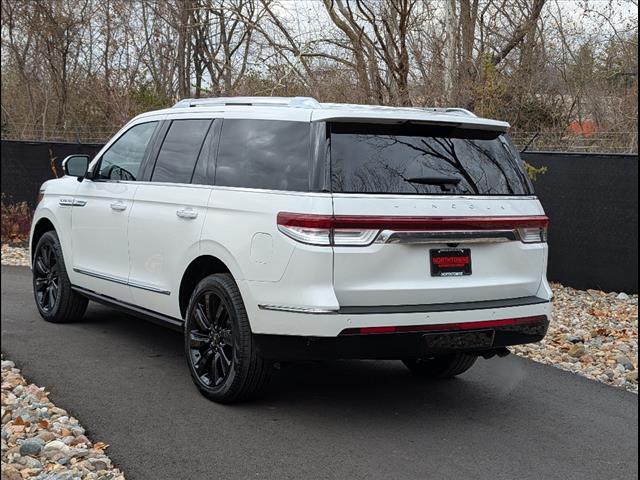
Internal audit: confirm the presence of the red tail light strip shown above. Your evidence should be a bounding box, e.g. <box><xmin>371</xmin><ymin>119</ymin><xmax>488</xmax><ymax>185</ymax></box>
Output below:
<box><xmin>277</xmin><ymin>213</ymin><xmax>549</xmax><ymax>231</ymax></box>
<box><xmin>339</xmin><ymin>315</ymin><xmax>548</xmax><ymax>335</ymax></box>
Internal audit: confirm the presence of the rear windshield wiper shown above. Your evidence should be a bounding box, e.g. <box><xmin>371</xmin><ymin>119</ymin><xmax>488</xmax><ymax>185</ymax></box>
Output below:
<box><xmin>405</xmin><ymin>176</ymin><xmax>461</xmax><ymax>185</ymax></box>
<box><xmin>404</xmin><ymin>176</ymin><xmax>462</xmax><ymax>192</ymax></box>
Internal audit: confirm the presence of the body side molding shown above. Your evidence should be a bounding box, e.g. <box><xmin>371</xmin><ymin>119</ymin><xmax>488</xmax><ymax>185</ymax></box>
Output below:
<box><xmin>73</xmin><ymin>267</ymin><xmax>170</xmax><ymax>295</ymax></box>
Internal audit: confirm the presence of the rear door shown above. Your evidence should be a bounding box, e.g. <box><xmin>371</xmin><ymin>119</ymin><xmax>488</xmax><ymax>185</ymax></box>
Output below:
<box><xmin>328</xmin><ymin>122</ymin><xmax>548</xmax><ymax>307</ymax></box>
<box><xmin>127</xmin><ymin>117</ymin><xmax>216</xmax><ymax>318</ymax></box>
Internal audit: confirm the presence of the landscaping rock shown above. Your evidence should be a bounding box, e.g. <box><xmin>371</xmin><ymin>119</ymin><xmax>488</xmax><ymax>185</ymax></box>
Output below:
<box><xmin>568</xmin><ymin>344</ymin><xmax>586</xmax><ymax>358</ymax></box>
<box><xmin>19</xmin><ymin>438</ymin><xmax>44</xmax><ymax>456</ymax></box>
<box><xmin>0</xmin><ymin>245</ymin><xmax>29</xmax><ymax>266</ymax></box>
<box><xmin>512</xmin><ymin>283</ymin><xmax>638</xmax><ymax>394</ymax></box>
<box><xmin>1</xmin><ymin>355</ymin><xmax>125</xmax><ymax>479</ymax></box>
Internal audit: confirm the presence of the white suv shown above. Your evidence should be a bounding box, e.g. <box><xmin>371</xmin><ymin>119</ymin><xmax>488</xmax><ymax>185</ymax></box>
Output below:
<box><xmin>30</xmin><ymin>97</ymin><xmax>552</xmax><ymax>403</ymax></box>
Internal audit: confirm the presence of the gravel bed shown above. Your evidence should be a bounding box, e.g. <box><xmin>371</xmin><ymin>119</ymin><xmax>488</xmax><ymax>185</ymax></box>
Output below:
<box><xmin>1</xmin><ymin>245</ymin><xmax>29</xmax><ymax>267</ymax></box>
<box><xmin>512</xmin><ymin>283</ymin><xmax>638</xmax><ymax>393</ymax></box>
<box><xmin>1</xmin><ymin>357</ymin><xmax>126</xmax><ymax>480</ymax></box>
<box><xmin>2</xmin><ymin>245</ymin><xmax>637</xmax><ymax>393</ymax></box>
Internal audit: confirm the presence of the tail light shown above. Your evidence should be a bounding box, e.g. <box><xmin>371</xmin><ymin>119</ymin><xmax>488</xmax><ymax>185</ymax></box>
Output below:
<box><xmin>515</xmin><ymin>216</ymin><xmax>548</xmax><ymax>243</ymax></box>
<box><xmin>276</xmin><ymin>213</ymin><xmax>379</xmax><ymax>246</ymax></box>
<box><xmin>277</xmin><ymin>213</ymin><xmax>549</xmax><ymax>246</ymax></box>
<box><xmin>276</xmin><ymin>214</ymin><xmax>332</xmax><ymax>245</ymax></box>
<box><xmin>517</xmin><ymin>227</ymin><xmax>548</xmax><ymax>243</ymax></box>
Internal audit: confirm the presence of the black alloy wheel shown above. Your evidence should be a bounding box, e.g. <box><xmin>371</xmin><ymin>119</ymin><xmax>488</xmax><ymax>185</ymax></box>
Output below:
<box><xmin>31</xmin><ymin>230</ymin><xmax>88</xmax><ymax>323</ymax></box>
<box><xmin>188</xmin><ymin>290</ymin><xmax>235</xmax><ymax>387</ymax></box>
<box><xmin>184</xmin><ymin>273</ymin><xmax>271</xmax><ymax>403</ymax></box>
<box><xmin>34</xmin><ymin>242</ymin><xmax>59</xmax><ymax>313</ymax></box>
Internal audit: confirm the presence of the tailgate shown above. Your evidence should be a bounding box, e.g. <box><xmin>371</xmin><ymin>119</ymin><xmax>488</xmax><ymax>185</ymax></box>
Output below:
<box><xmin>331</xmin><ymin>195</ymin><xmax>547</xmax><ymax>307</ymax></box>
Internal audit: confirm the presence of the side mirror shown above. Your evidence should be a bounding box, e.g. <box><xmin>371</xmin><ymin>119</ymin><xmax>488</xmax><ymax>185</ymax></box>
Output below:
<box><xmin>62</xmin><ymin>155</ymin><xmax>90</xmax><ymax>180</ymax></box>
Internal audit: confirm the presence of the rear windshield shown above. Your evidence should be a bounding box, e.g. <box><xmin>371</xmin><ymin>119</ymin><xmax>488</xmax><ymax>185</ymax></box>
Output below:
<box><xmin>329</xmin><ymin>123</ymin><xmax>532</xmax><ymax>195</ymax></box>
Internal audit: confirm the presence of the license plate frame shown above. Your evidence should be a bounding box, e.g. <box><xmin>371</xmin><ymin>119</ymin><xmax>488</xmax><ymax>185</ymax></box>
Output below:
<box><xmin>430</xmin><ymin>248</ymin><xmax>472</xmax><ymax>277</ymax></box>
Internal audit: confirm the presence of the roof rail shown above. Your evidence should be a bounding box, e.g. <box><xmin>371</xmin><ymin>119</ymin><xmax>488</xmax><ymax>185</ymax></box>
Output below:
<box><xmin>172</xmin><ymin>96</ymin><xmax>321</xmax><ymax>109</ymax></box>
<box><xmin>420</xmin><ymin>107</ymin><xmax>477</xmax><ymax>117</ymax></box>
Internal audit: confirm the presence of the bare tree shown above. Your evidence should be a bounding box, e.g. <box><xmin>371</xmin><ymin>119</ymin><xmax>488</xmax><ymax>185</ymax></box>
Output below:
<box><xmin>321</xmin><ymin>0</ymin><xmax>418</xmax><ymax>105</ymax></box>
<box><xmin>0</xmin><ymin>0</ymin><xmax>636</xmax><ymax>152</ymax></box>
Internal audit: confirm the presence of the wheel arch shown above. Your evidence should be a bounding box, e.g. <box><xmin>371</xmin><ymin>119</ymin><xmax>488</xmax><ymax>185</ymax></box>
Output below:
<box><xmin>30</xmin><ymin>217</ymin><xmax>57</xmax><ymax>261</ymax></box>
<box><xmin>179</xmin><ymin>255</ymin><xmax>239</xmax><ymax>319</ymax></box>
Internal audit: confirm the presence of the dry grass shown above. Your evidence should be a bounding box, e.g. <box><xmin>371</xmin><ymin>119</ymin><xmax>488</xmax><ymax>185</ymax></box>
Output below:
<box><xmin>1</xmin><ymin>196</ymin><xmax>32</xmax><ymax>246</ymax></box>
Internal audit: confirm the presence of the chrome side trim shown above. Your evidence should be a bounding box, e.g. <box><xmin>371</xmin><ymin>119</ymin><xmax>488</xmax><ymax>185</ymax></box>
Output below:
<box><xmin>74</xmin><ymin>268</ymin><xmax>128</xmax><ymax>286</ymax></box>
<box><xmin>375</xmin><ymin>230</ymin><xmax>518</xmax><ymax>245</ymax></box>
<box><xmin>107</xmin><ymin>182</ymin><xmax>331</xmax><ymax>196</ymax></box>
<box><xmin>73</xmin><ymin>268</ymin><xmax>170</xmax><ymax>295</ymax></box>
<box><xmin>330</xmin><ymin>193</ymin><xmax>539</xmax><ymax>201</ymax></box>
<box><xmin>73</xmin><ymin>199</ymin><xmax>87</xmax><ymax>207</ymax></box>
<box><xmin>128</xmin><ymin>279</ymin><xmax>171</xmax><ymax>295</ymax></box>
<box><xmin>212</xmin><ymin>185</ymin><xmax>331</xmax><ymax>197</ymax></box>
<box><xmin>258</xmin><ymin>304</ymin><xmax>338</xmax><ymax>314</ymax></box>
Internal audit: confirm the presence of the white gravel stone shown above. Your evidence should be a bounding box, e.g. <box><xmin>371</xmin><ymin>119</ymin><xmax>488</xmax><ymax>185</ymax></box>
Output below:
<box><xmin>512</xmin><ymin>283</ymin><xmax>638</xmax><ymax>394</ymax></box>
<box><xmin>0</xmin><ymin>354</ymin><xmax>125</xmax><ymax>479</ymax></box>
<box><xmin>1</xmin><ymin>245</ymin><xmax>29</xmax><ymax>267</ymax></box>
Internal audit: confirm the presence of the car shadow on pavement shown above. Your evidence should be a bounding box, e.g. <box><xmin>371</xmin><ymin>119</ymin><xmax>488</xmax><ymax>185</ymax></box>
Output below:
<box><xmin>79</xmin><ymin>303</ymin><xmax>532</xmax><ymax>420</ymax></box>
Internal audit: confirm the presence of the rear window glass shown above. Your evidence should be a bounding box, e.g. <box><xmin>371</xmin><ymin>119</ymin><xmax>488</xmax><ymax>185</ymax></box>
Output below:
<box><xmin>330</xmin><ymin>123</ymin><xmax>532</xmax><ymax>195</ymax></box>
<box><xmin>215</xmin><ymin>119</ymin><xmax>310</xmax><ymax>191</ymax></box>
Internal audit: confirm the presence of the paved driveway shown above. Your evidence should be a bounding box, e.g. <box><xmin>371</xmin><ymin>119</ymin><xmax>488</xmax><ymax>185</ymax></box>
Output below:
<box><xmin>2</xmin><ymin>266</ymin><xmax>638</xmax><ymax>480</ymax></box>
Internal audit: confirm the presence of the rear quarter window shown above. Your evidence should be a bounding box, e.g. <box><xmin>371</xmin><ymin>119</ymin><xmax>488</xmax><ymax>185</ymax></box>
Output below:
<box><xmin>330</xmin><ymin>123</ymin><xmax>532</xmax><ymax>196</ymax></box>
<box><xmin>215</xmin><ymin>119</ymin><xmax>310</xmax><ymax>191</ymax></box>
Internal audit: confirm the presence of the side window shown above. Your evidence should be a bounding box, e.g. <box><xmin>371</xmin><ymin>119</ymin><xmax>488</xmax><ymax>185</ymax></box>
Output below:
<box><xmin>97</xmin><ymin>122</ymin><xmax>158</xmax><ymax>181</ymax></box>
<box><xmin>191</xmin><ymin>119</ymin><xmax>221</xmax><ymax>186</ymax></box>
<box><xmin>150</xmin><ymin>119</ymin><xmax>212</xmax><ymax>184</ymax></box>
<box><xmin>215</xmin><ymin>119</ymin><xmax>310</xmax><ymax>191</ymax></box>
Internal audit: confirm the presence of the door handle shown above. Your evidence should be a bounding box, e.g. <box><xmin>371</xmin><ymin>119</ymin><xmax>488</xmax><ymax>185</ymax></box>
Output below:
<box><xmin>110</xmin><ymin>201</ymin><xmax>127</xmax><ymax>212</ymax></box>
<box><xmin>176</xmin><ymin>208</ymin><xmax>198</xmax><ymax>219</ymax></box>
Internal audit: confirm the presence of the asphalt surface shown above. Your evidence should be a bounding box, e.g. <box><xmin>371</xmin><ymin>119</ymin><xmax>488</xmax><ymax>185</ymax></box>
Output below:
<box><xmin>1</xmin><ymin>265</ymin><xmax>638</xmax><ymax>480</ymax></box>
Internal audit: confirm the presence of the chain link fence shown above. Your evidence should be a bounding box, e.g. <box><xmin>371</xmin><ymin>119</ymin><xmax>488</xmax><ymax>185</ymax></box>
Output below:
<box><xmin>510</xmin><ymin>131</ymin><xmax>638</xmax><ymax>154</ymax></box>
<box><xmin>0</xmin><ymin>124</ymin><xmax>120</xmax><ymax>145</ymax></box>
<box><xmin>1</xmin><ymin>124</ymin><xmax>638</xmax><ymax>154</ymax></box>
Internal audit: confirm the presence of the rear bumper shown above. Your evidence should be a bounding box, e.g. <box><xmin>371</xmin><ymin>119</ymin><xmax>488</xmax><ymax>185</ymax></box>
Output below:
<box><xmin>254</xmin><ymin>315</ymin><xmax>549</xmax><ymax>360</ymax></box>
<box><xmin>248</xmin><ymin>295</ymin><xmax>552</xmax><ymax>337</ymax></box>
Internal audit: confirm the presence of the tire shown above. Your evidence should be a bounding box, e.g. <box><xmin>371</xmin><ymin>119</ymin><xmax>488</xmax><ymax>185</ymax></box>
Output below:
<box><xmin>402</xmin><ymin>353</ymin><xmax>477</xmax><ymax>379</ymax></box>
<box><xmin>32</xmin><ymin>230</ymin><xmax>88</xmax><ymax>323</ymax></box>
<box><xmin>184</xmin><ymin>273</ymin><xmax>271</xmax><ymax>403</ymax></box>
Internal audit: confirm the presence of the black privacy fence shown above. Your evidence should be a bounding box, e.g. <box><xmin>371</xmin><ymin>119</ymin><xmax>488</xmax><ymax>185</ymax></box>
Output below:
<box><xmin>1</xmin><ymin>140</ymin><xmax>638</xmax><ymax>293</ymax></box>
<box><xmin>523</xmin><ymin>152</ymin><xmax>638</xmax><ymax>293</ymax></box>
<box><xmin>1</xmin><ymin>140</ymin><xmax>103</xmax><ymax>208</ymax></box>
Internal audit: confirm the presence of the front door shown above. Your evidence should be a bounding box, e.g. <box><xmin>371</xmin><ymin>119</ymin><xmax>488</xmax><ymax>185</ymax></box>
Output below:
<box><xmin>70</xmin><ymin>120</ymin><xmax>160</xmax><ymax>302</ymax></box>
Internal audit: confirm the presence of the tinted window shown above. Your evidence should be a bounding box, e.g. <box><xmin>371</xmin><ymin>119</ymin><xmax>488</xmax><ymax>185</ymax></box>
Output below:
<box><xmin>330</xmin><ymin>123</ymin><xmax>532</xmax><ymax>195</ymax></box>
<box><xmin>191</xmin><ymin>119</ymin><xmax>221</xmax><ymax>185</ymax></box>
<box><xmin>215</xmin><ymin>119</ymin><xmax>310</xmax><ymax>191</ymax></box>
<box><xmin>151</xmin><ymin>119</ymin><xmax>212</xmax><ymax>184</ymax></box>
<box><xmin>98</xmin><ymin>122</ymin><xmax>158</xmax><ymax>181</ymax></box>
